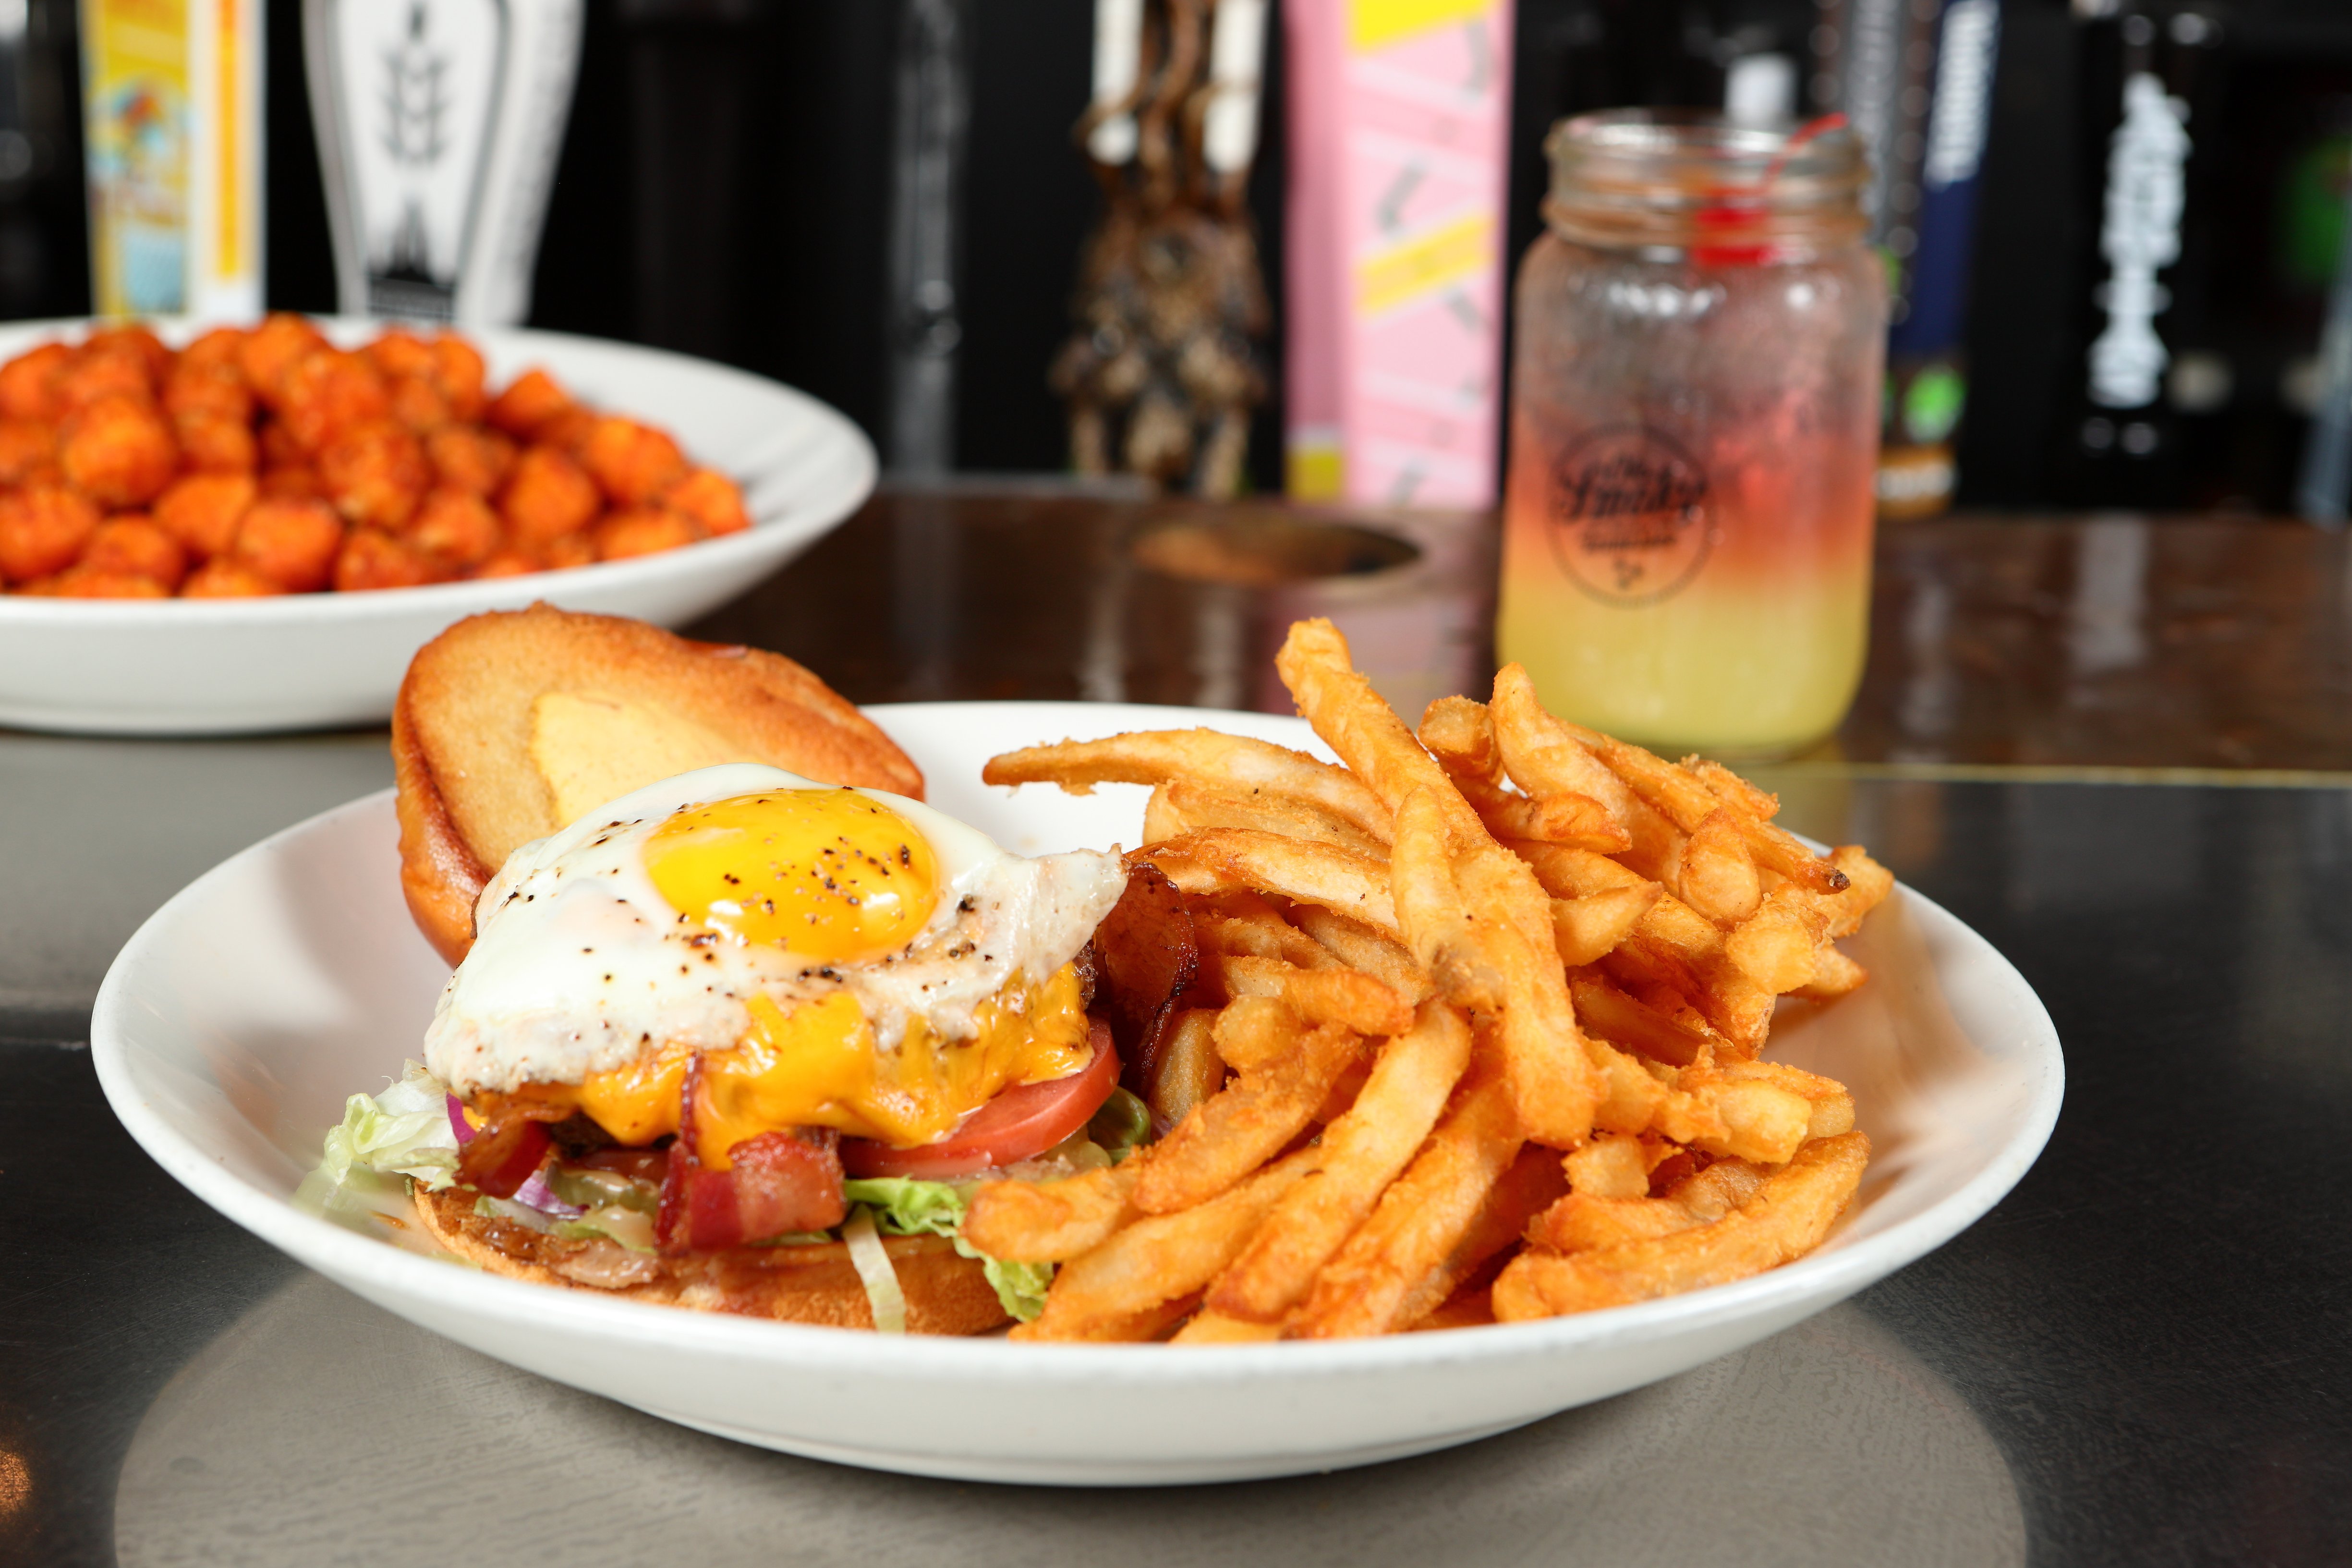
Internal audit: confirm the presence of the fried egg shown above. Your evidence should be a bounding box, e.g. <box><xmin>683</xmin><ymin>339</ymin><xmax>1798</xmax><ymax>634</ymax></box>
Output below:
<box><xmin>422</xmin><ymin>764</ymin><xmax>1128</xmax><ymax>1163</ymax></box>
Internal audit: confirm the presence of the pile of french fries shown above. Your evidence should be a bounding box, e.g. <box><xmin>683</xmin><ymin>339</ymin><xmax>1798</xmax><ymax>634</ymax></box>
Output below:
<box><xmin>966</xmin><ymin>619</ymin><xmax>1890</xmax><ymax>1341</ymax></box>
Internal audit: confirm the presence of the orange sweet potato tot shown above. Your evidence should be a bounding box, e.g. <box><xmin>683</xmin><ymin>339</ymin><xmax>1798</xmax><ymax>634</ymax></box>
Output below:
<box><xmin>468</xmin><ymin>549</ymin><xmax>540</xmax><ymax>579</ymax></box>
<box><xmin>407</xmin><ymin>486</ymin><xmax>501</xmax><ymax>570</ymax></box>
<box><xmin>175</xmin><ymin>412</ymin><xmax>258</xmax><ymax>474</ymax></box>
<box><xmin>581</xmin><ymin>416</ymin><xmax>687</xmax><ymax>505</ymax></box>
<box><xmin>179</xmin><ymin>326</ymin><xmax>248</xmax><ymax>371</ymax></box>
<box><xmin>365</xmin><ymin>329</ymin><xmax>436</xmax><ymax>381</ymax></box>
<box><xmin>154</xmin><ymin>472</ymin><xmax>257</xmax><ymax>560</ymax></box>
<box><xmin>84</xmin><ymin>324</ymin><xmax>172</xmax><ymax>382</ymax></box>
<box><xmin>47</xmin><ymin>563</ymin><xmax>171</xmax><ymax>598</ymax></box>
<box><xmin>0</xmin><ymin>483</ymin><xmax>101</xmax><ymax>583</ymax></box>
<box><xmin>593</xmin><ymin>505</ymin><xmax>701</xmax><ymax>561</ymax></box>
<box><xmin>333</xmin><ymin>527</ymin><xmax>444</xmax><ymax>591</ymax></box>
<box><xmin>259</xmin><ymin>464</ymin><xmax>322</xmax><ymax>499</ymax></box>
<box><xmin>0</xmin><ymin>342</ymin><xmax>69</xmax><ymax>422</ymax></box>
<box><xmin>536</xmin><ymin>406</ymin><xmax>597</xmax><ymax>455</ymax></box>
<box><xmin>81</xmin><ymin>515</ymin><xmax>187</xmax><ymax>589</ymax></box>
<box><xmin>499</xmin><ymin>444</ymin><xmax>599</xmax><ymax>545</ymax></box>
<box><xmin>181</xmin><ymin>558</ymin><xmax>286</xmax><ymax>597</ymax></box>
<box><xmin>543</xmin><ymin>532</ymin><xmax>598</xmax><ymax>570</ymax></box>
<box><xmin>663</xmin><ymin>467</ymin><xmax>751</xmax><ymax>535</ymax></box>
<box><xmin>0</xmin><ymin>419</ymin><xmax>54</xmax><ymax>485</ymax></box>
<box><xmin>230</xmin><ymin>496</ymin><xmax>344</xmax><ymax>591</ymax></box>
<box><xmin>164</xmin><ymin>360</ymin><xmax>254</xmax><ymax>424</ymax></box>
<box><xmin>432</xmin><ymin>335</ymin><xmax>487</xmax><ymax>421</ymax></box>
<box><xmin>275</xmin><ymin>350</ymin><xmax>390</xmax><ymax>451</ymax></box>
<box><xmin>388</xmin><ymin>374</ymin><xmax>452</xmax><ymax>433</ymax></box>
<box><xmin>239</xmin><ymin>314</ymin><xmax>328</xmax><ymax>399</ymax></box>
<box><xmin>60</xmin><ymin>395</ymin><xmax>178</xmax><ymax>507</ymax></box>
<box><xmin>427</xmin><ymin>425</ymin><xmax>514</xmax><ymax>495</ymax></box>
<box><xmin>318</xmin><ymin>420</ymin><xmax>429</xmax><ymax>530</ymax></box>
<box><xmin>485</xmin><ymin>367</ymin><xmax>573</xmax><ymax>439</ymax></box>
<box><xmin>54</xmin><ymin>347</ymin><xmax>157</xmax><ymax>415</ymax></box>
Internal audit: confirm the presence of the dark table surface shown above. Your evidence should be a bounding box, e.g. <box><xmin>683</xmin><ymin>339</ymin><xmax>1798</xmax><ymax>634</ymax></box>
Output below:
<box><xmin>3</xmin><ymin>495</ymin><xmax>2349</xmax><ymax>1564</ymax></box>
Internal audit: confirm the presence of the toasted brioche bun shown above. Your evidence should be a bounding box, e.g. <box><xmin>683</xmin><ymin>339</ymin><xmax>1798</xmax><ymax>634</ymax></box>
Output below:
<box><xmin>394</xmin><ymin>604</ymin><xmax>923</xmax><ymax>964</ymax></box>
<box><xmin>414</xmin><ymin>1183</ymin><xmax>1009</xmax><ymax>1334</ymax></box>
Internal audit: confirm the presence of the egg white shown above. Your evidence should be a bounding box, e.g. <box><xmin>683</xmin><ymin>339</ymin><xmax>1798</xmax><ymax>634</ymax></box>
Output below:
<box><xmin>422</xmin><ymin>764</ymin><xmax>1128</xmax><ymax>1099</ymax></box>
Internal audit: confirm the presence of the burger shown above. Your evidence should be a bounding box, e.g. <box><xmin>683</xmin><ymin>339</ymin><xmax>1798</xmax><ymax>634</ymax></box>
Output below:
<box><xmin>307</xmin><ymin>608</ymin><xmax>1144</xmax><ymax>1334</ymax></box>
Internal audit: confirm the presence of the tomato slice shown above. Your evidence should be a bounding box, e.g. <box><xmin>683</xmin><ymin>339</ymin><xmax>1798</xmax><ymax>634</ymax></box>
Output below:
<box><xmin>841</xmin><ymin>1019</ymin><xmax>1119</xmax><ymax>1180</ymax></box>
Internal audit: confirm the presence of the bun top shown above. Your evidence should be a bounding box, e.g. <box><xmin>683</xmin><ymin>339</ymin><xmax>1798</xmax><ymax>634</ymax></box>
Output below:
<box><xmin>393</xmin><ymin>604</ymin><xmax>921</xmax><ymax>963</ymax></box>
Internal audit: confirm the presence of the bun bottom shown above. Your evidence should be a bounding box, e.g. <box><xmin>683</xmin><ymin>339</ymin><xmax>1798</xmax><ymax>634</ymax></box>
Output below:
<box><xmin>414</xmin><ymin>1185</ymin><xmax>1009</xmax><ymax>1335</ymax></box>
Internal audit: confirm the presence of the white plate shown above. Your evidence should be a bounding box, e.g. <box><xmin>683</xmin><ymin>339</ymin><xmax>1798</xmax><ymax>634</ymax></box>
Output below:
<box><xmin>0</xmin><ymin>318</ymin><xmax>875</xmax><ymax>736</ymax></box>
<box><xmin>91</xmin><ymin>702</ymin><xmax>2064</xmax><ymax>1486</ymax></box>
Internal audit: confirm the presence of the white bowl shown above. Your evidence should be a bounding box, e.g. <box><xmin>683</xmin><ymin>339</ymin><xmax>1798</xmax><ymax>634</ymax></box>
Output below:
<box><xmin>90</xmin><ymin>702</ymin><xmax>2064</xmax><ymax>1486</ymax></box>
<box><xmin>0</xmin><ymin>318</ymin><xmax>875</xmax><ymax>735</ymax></box>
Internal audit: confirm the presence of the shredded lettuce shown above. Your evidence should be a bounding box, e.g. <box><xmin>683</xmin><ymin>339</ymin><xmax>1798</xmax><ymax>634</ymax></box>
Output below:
<box><xmin>842</xmin><ymin>1208</ymin><xmax>908</xmax><ymax>1333</ymax></box>
<box><xmin>1088</xmin><ymin>1087</ymin><xmax>1152</xmax><ymax>1163</ymax></box>
<box><xmin>319</xmin><ymin>1061</ymin><xmax>460</xmax><ymax>1191</ymax></box>
<box><xmin>843</xmin><ymin>1176</ymin><xmax>1055</xmax><ymax>1323</ymax></box>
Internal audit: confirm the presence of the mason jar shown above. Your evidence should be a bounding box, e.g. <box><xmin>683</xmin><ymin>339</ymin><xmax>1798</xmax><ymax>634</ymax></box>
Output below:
<box><xmin>1496</xmin><ymin>112</ymin><xmax>1884</xmax><ymax>757</ymax></box>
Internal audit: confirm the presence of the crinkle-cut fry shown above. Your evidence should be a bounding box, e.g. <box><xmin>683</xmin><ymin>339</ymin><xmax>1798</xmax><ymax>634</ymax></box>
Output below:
<box><xmin>1208</xmin><ymin>1001</ymin><xmax>1472</xmax><ymax>1322</ymax></box>
<box><xmin>1492</xmin><ymin>1132</ymin><xmax>1869</xmax><ymax>1320</ymax></box>
<box><xmin>1556</xmin><ymin>719</ymin><xmax>1848</xmax><ymax>898</ymax></box>
<box><xmin>1569</xmin><ymin>969</ymin><xmax>1721</xmax><ymax>1069</ymax></box>
<box><xmin>1708</xmin><ymin>1057</ymin><xmax>1857</xmax><ymax>1141</ymax></box>
<box><xmin>1151</xmin><ymin>777</ymin><xmax>1392</xmax><ymax>859</ymax></box>
<box><xmin>1208</xmin><ymin>994</ymin><xmax>1303</xmax><ymax>1073</ymax></box>
<box><xmin>1552</xmin><ymin>884</ymin><xmax>1661</xmax><ymax>967</ymax></box>
<box><xmin>1512</xmin><ymin>844</ymin><xmax>1769</xmax><ymax>1044</ymax></box>
<box><xmin>1193</xmin><ymin>908</ymin><xmax>1334</xmax><ymax>972</ymax></box>
<box><xmin>1287</xmin><ymin>1058</ymin><xmax>1523</xmax><ymax>1340</ymax></box>
<box><xmin>964</xmin><ymin>1160</ymin><xmax>1146</xmax><ymax>1263</ymax></box>
<box><xmin>1388</xmin><ymin>788</ymin><xmax>1503</xmax><ymax>1009</ymax></box>
<box><xmin>1206</xmin><ymin>952</ymin><xmax>1415</xmax><ymax>1038</ymax></box>
<box><xmin>1820</xmin><ymin>845</ymin><xmax>1895</xmax><ymax>937</ymax></box>
<box><xmin>1142</xmin><ymin>783</ymin><xmax>1187</xmax><ymax>846</ymax></box>
<box><xmin>1133</xmin><ymin>1021</ymin><xmax>1365</xmax><ymax>1215</ymax></box>
<box><xmin>1010</xmin><ymin>1291</ymin><xmax>1201</xmax><ymax>1344</ymax></box>
<box><xmin>1725</xmin><ymin>884</ymin><xmax>1830</xmax><ymax>993</ymax></box>
<box><xmin>1149</xmin><ymin>1007</ymin><xmax>1227</xmax><ymax>1134</ymax></box>
<box><xmin>1678</xmin><ymin>809</ymin><xmax>1762</xmax><ymax>924</ymax></box>
<box><xmin>1418</xmin><ymin>694</ymin><xmax>1500</xmax><ymax>781</ymax></box>
<box><xmin>1420</xmin><ymin>700</ymin><xmax>1630</xmax><ymax>851</ymax></box>
<box><xmin>1686</xmin><ymin>758</ymin><xmax>1782</xmax><ymax>823</ymax></box>
<box><xmin>1279</xmin><ymin>624</ymin><xmax>1595</xmax><ymax>1143</ymax></box>
<box><xmin>1794</xmin><ymin>945</ymin><xmax>1867</xmax><ymax>1001</ymax></box>
<box><xmin>1172</xmin><ymin>1310</ymin><xmax>1284</xmax><ymax>1344</ymax></box>
<box><xmin>1390</xmin><ymin>788</ymin><xmax>1596</xmax><ymax>1146</ymax></box>
<box><xmin>1143</xmin><ymin>829</ymin><xmax>1399</xmax><ymax>935</ymax></box>
<box><xmin>1027</xmin><ymin>1147</ymin><xmax>1324</xmax><ymax>1337</ymax></box>
<box><xmin>1291</xmin><ymin>905</ymin><xmax>1433</xmax><ymax>1003</ymax></box>
<box><xmin>1277</xmin><ymin>620</ymin><xmax>1488</xmax><ymax>847</ymax></box>
<box><xmin>1563</xmin><ymin>1132</ymin><xmax>1656</xmax><ymax>1200</ymax></box>
<box><xmin>1528</xmin><ymin>1157</ymin><xmax>1769</xmax><ymax>1253</ymax></box>
<box><xmin>1386</xmin><ymin>1142</ymin><xmax>1568</xmax><ymax>1332</ymax></box>
<box><xmin>1486</xmin><ymin>664</ymin><xmax>1640</xmax><ymax>826</ymax></box>
<box><xmin>1530</xmin><ymin>1193</ymin><xmax>1706</xmax><ymax>1252</ymax></box>
<box><xmin>984</xmin><ymin>729</ymin><xmax>1393</xmax><ymax>840</ymax></box>
<box><xmin>1477</xmin><ymin>790</ymin><xmax>1630</xmax><ymax>851</ymax></box>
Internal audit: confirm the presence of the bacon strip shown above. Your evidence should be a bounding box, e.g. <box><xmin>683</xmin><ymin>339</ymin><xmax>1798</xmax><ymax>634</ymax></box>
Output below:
<box><xmin>656</xmin><ymin>1055</ymin><xmax>848</xmax><ymax>1252</ymax></box>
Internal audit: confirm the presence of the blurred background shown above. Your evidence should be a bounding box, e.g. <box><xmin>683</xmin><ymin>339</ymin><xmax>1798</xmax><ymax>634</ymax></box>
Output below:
<box><xmin>7</xmin><ymin>0</ymin><xmax>2352</xmax><ymax>515</ymax></box>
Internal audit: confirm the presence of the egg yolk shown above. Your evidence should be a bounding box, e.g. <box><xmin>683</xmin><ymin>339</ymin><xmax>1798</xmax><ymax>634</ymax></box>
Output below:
<box><xmin>643</xmin><ymin>789</ymin><xmax>940</xmax><ymax>961</ymax></box>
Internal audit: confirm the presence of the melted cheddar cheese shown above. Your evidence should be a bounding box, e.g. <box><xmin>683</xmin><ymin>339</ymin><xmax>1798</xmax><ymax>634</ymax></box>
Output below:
<box><xmin>525</xmin><ymin>964</ymin><xmax>1092</xmax><ymax>1169</ymax></box>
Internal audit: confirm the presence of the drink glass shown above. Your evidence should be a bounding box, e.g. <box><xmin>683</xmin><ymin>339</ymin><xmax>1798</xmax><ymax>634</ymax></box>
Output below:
<box><xmin>1497</xmin><ymin>112</ymin><xmax>1884</xmax><ymax>757</ymax></box>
